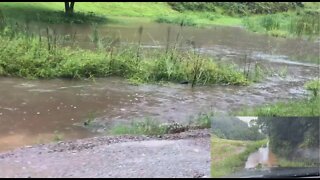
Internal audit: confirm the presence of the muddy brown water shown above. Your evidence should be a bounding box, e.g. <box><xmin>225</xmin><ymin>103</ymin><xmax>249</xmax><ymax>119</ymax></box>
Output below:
<box><xmin>0</xmin><ymin>22</ymin><xmax>319</xmax><ymax>152</ymax></box>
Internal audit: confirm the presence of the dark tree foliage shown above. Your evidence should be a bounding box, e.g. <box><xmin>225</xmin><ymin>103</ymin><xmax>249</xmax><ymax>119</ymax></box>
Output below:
<box><xmin>256</xmin><ymin>117</ymin><xmax>319</xmax><ymax>157</ymax></box>
<box><xmin>168</xmin><ymin>2</ymin><xmax>302</xmax><ymax>16</ymax></box>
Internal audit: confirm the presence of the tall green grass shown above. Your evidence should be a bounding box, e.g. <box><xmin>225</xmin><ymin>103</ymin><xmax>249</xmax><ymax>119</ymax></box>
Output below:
<box><xmin>0</xmin><ymin>21</ymin><xmax>249</xmax><ymax>86</ymax></box>
<box><xmin>243</xmin><ymin>10</ymin><xmax>320</xmax><ymax>38</ymax></box>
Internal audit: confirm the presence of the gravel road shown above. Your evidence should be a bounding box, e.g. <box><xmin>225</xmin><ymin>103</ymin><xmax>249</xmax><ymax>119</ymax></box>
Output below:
<box><xmin>0</xmin><ymin>129</ymin><xmax>210</xmax><ymax>178</ymax></box>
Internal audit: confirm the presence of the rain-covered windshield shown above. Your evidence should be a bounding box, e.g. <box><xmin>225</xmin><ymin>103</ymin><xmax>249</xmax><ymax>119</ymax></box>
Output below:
<box><xmin>211</xmin><ymin>116</ymin><xmax>320</xmax><ymax>178</ymax></box>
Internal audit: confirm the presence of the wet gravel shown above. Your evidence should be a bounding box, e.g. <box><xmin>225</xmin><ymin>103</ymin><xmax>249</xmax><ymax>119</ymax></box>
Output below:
<box><xmin>0</xmin><ymin>129</ymin><xmax>210</xmax><ymax>178</ymax></box>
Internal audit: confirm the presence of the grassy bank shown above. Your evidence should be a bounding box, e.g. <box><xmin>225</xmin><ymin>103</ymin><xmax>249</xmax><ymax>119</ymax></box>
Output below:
<box><xmin>0</xmin><ymin>2</ymin><xmax>241</xmax><ymax>26</ymax></box>
<box><xmin>211</xmin><ymin>136</ymin><xmax>267</xmax><ymax>177</ymax></box>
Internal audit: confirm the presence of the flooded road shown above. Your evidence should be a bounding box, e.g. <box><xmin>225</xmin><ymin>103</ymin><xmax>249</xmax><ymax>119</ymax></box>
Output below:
<box><xmin>1</xmin><ymin>21</ymin><xmax>319</xmax><ymax>152</ymax></box>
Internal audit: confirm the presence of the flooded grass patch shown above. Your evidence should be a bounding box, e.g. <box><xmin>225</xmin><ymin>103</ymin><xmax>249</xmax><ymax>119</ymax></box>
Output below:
<box><xmin>211</xmin><ymin>136</ymin><xmax>267</xmax><ymax>177</ymax></box>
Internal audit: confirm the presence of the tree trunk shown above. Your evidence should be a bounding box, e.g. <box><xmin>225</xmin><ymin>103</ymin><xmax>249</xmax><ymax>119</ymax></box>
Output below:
<box><xmin>70</xmin><ymin>2</ymin><xmax>75</xmax><ymax>14</ymax></box>
<box><xmin>65</xmin><ymin>2</ymin><xmax>70</xmax><ymax>15</ymax></box>
<box><xmin>65</xmin><ymin>2</ymin><xmax>75</xmax><ymax>16</ymax></box>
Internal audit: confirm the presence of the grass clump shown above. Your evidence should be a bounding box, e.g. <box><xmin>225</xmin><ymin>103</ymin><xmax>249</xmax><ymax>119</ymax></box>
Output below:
<box><xmin>108</xmin><ymin>112</ymin><xmax>212</xmax><ymax>136</ymax></box>
<box><xmin>109</xmin><ymin>118</ymin><xmax>169</xmax><ymax>136</ymax></box>
<box><xmin>53</xmin><ymin>130</ymin><xmax>64</xmax><ymax>142</ymax></box>
<box><xmin>304</xmin><ymin>79</ymin><xmax>320</xmax><ymax>98</ymax></box>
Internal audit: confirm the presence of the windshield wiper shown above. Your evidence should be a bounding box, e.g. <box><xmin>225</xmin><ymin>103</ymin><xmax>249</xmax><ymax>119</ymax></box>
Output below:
<box><xmin>224</xmin><ymin>167</ymin><xmax>320</xmax><ymax>178</ymax></box>
<box><xmin>261</xmin><ymin>167</ymin><xmax>320</xmax><ymax>178</ymax></box>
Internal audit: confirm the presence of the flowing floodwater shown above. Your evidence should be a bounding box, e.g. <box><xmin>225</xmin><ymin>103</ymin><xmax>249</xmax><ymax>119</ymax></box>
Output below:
<box><xmin>0</xmin><ymin>21</ymin><xmax>319</xmax><ymax>152</ymax></box>
<box><xmin>245</xmin><ymin>143</ymin><xmax>278</xmax><ymax>169</ymax></box>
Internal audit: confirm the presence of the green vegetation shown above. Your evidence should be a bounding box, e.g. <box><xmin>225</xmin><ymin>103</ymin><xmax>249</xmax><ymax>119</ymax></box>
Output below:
<box><xmin>236</xmin><ymin>79</ymin><xmax>320</xmax><ymax>116</ymax></box>
<box><xmin>53</xmin><ymin>130</ymin><xmax>64</xmax><ymax>142</ymax></box>
<box><xmin>155</xmin><ymin>15</ymin><xmax>197</xmax><ymax>27</ymax></box>
<box><xmin>108</xmin><ymin>112</ymin><xmax>211</xmax><ymax>136</ymax></box>
<box><xmin>169</xmin><ymin>2</ymin><xmax>301</xmax><ymax>16</ymax></box>
<box><xmin>237</xmin><ymin>97</ymin><xmax>320</xmax><ymax>116</ymax></box>
<box><xmin>278</xmin><ymin>158</ymin><xmax>319</xmax><ymax>168</ymax></box>
<box><xmin>211</xmin><ymin>136</ymin><xmax>267</xmax><ymax>177</ymax></box>
<box><xmin>211</xmin><ymin>116</ymin><xmax>266</xmax><ymax>141</ymax></box>
<box><xmin>0</xmin><ymin>21</ymin><xmax>249</xmax><ymax>86</ymax></box>
<box><xmin>108</xmin><ymin>118</ymin><xmax>169</xmax><ymax>136</ymax></box>
<box><xmin>243</xmin><ymin>10</ymin><xmax>320</xmax><ymax>38</ymax></box>
<box><xmin>305</xmin><ymin>79</ymin><xmax>320</xmax><ymax>97</ymax></box>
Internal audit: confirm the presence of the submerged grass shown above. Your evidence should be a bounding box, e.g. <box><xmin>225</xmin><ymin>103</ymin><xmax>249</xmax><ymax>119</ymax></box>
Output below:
<box><xmin>211</xmin><ymin>136</ymin><xmax>267</xmax><ymax>177</ymax></box>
